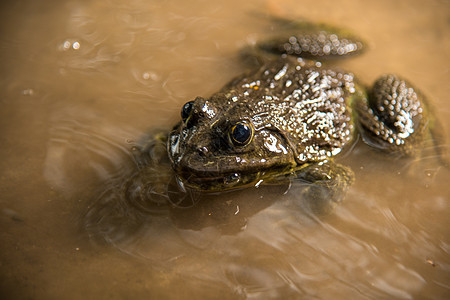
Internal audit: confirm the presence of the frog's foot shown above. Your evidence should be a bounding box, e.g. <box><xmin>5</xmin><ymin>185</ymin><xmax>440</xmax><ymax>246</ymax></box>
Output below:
<box><xmin>125</xmin><ymin>132</ymin><xmax>198</xmax><ymax>211</ymax></box>
<box><xmin>356</xmin><ymin>74</ymin><xmax>447</xmax><ymax>163</ymax></box>
<box><xmin>291</xmin><ymin>162</ymin><xmax>354</xmax><ymax>214</ymax></box>
<box><xmin>255</xmin><ymin>20</ymin><xmax>365</xmax><ymax>61</ymax></box>
<box><xmin>131</xmin><ymin>131</ymin><xmax>169</xmax><ymax>169</ymax></box>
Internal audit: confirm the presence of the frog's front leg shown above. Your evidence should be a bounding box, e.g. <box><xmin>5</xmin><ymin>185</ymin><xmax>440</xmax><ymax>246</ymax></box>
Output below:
<box><xmin>355</xmin><ymin>74</ymin><xmax>446</xmax><ymax>162</ymax></box>
<box><xmin>290</xmin><ymin>161</ymin><xmax>354</xmax><ymax>214</ymax></box>
<box><xmin>125</xmin><ymin>132</ymin><xmax>177</xmax><ymax>209</ymax></box>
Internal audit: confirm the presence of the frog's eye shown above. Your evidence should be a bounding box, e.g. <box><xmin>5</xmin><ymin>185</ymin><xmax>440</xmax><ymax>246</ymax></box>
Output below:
<box><xmin>181</xmin><ymin>100</ymin><xmax>194</xmax><ymax>122</ymax></box>
<box><xmin>230</xmin><ymin>121</ymin><xmax>253</xmax><ymax>146</ymax></box>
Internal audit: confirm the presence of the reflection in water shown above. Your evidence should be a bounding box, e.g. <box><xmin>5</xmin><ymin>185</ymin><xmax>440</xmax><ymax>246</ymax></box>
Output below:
<box><xmin>74</xmin><ymin>126</ymin><xmax>447</xmax><ymax>298</ymax></box>
<box><xmin>82</xmin><ymin>132</ymin><xmax>286</xmax><ymax>244</ymax></box>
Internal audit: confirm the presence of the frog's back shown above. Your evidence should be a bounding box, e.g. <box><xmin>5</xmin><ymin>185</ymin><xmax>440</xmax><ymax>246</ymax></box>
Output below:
<box><xmin>223</xmin><ymin>58</ymin><xmax>358</xmax><ymax>163</ymax></box>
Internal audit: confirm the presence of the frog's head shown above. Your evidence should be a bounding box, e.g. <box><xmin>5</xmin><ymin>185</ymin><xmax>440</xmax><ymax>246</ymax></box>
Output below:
<box><xmin>168</xmin><ymin>93</ymin><xmax>297</xmax><ymax>192</ymax></box>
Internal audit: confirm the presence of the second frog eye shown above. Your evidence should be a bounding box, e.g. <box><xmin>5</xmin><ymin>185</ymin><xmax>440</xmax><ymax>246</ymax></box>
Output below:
<box><xmin>181</xmin><ymin>100</ymin><xmax>194</xmax><ymax>122</ymax></box>
<box><xmin>230</xmin><ymin>121</ymin><xmax>254</xmax><ymax>146</ymax></box>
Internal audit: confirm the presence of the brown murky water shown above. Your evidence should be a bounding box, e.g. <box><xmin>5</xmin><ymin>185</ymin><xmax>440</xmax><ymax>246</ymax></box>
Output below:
<box><xmin>1</xmin><ymin>0</ymin><xmax>449</xmax><ymax>299</ymax></box>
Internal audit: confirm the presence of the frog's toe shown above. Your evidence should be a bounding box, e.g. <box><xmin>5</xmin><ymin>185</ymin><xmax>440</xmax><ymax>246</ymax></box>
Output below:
<box><xmin>300</xmin><ymin>184</ymin><xmax>341</xmax><ymax>215</ymax></box>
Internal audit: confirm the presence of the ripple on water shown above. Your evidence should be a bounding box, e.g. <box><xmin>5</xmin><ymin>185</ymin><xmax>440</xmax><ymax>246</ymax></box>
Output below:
<box><xmin>38</xmin><ymin>2</ymin><xmax>450</xmax><ymax>297</ymax></box>
<box><xmin>43</xmin><ymin>115</ymin><xmax>449</xmax><ymax>298</ymax></box>
<box><xmin>75</xmin><ymin>146</ymin><xmax>448</xmax><ymax>299</ymax></box>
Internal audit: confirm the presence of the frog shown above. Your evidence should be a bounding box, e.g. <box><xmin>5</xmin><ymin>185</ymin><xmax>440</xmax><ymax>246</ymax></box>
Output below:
<box><xmin>134</xmin><ymin>20</ymin><xmax>445</xmax><ymax>213</ymax></box>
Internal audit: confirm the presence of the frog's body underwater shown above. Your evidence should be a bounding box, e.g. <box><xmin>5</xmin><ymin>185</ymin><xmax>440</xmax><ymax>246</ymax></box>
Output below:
<box><xmin>135</xmin><ymin>21</ymin><xmax>445</xmax><ymax>212</ymax></box>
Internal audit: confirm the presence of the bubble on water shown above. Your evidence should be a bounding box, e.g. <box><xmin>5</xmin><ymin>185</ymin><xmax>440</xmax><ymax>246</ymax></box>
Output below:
<box><xmin>63</xmin><ymin>41</ymin><xmax>71</xmax><ymax>50</ymax></box>
<box><xmin>21</xmin><ymin>88</ymin><xmax>34</xmax><ymax>96</ymax></box>
<box><xmin>142</xmin><ymin>71</ymin><xmax>159</xmax><ymax>81</ymax></box>
<box><xmin>60</xmin><ymin>40</ymin><xmax>81</xmax><ymax>51</ymax></box>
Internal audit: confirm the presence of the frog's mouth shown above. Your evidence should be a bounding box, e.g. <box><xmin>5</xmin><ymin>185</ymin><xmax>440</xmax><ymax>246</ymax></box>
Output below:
<box><xmin>177</xmin><ymin>168</ymin><xmax>287</xmax><ymax>192</ymax></box>
<box><xmin>178</xmin><ymin>171</ymin><xmax>255</xmax><ymax>192</ymax></box>
<box><xmin>171</xmin><ymin>153</ymin><xmax>296</xmax><ymax>192</ymax></box>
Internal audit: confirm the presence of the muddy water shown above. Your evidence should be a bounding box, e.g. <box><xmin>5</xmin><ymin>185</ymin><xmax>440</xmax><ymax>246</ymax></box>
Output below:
<box><xmin>1</xmin><ymin>0</ymin><xmax>449</xmax><ymax>299</ymax></box>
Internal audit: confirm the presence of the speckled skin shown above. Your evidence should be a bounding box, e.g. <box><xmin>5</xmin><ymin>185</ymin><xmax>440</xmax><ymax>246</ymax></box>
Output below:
<box><xmin>168</xmin><ymin>57</ymin><xmax>362</xmax><ymax>192</ymax></box>
<box><xmin>222</xmin><ymin>58</ymin><xmax>358</xmax><ymax>163</ymax></box>
<box><xmin>162</xmin><ymin>22</ymin><xmax>440</xmax><ymax>209</ymax></box>
<box><xmin>356</xmin><ymin>74</ymin><xmax>430</xmax><ymax>154</ymax></box>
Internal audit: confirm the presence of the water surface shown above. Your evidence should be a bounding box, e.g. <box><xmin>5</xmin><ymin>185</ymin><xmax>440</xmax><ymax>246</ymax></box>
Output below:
<box><xmin>1</xmin><ymin>0</ymin><xmax>449</xmax><ymax>299</ymax></box>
